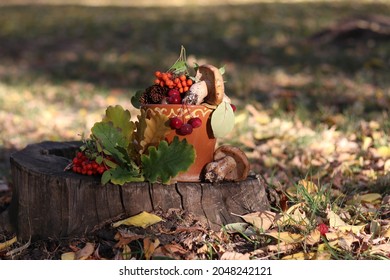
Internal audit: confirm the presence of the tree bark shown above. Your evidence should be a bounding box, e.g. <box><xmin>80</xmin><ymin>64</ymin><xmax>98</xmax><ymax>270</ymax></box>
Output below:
<box><xmin>8</xmin><ymin>141</ymin><xmax>269</xmax><ymax>241</ymax></box>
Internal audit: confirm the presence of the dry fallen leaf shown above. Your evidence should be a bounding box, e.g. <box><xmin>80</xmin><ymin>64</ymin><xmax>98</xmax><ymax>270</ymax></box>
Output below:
<box><xmin>61</xmin><ymin>252</ymin><xmax>76</xmax><ymax>260</ymax></box>
<box><xmin>75</xmin><ymin>242</ymin><xmax>95</xmax><ymax>260</ymax></box>
<box><xmin>327</xmin><ymin>209</ymin><xmax>365</xmax><ymax>233</ymax></box>
<box><xmin>276</xmin><ymin>203</ymin><xmax>310</xmax><ymax>228</ymax></box>
<box><xmin>305</xmin><ymin>229</ymin><xmax>321</xmax><ymax>246</ymax></box>
<box><xmin>221</xmin><ymin>251</ymin><xmax>250</xmax><ymax>260</ymax></box>
<box><xmin>338</xmin><ymin>233</ymin><xmax>359</xmax><ymax>251</ymax></box>
<box><xmin>0</xmin><ymin>236</ymin><xmax>17</xmax><ymax>251</ymax></box>
<box><xmin>369</xmin><ymin>244</ymin><xmax>390</xmax><ymax>256</ymax></box>
<box><xmin>122</xmin><ymin>244</ymin><xmax>132</xmax><ymax>260</ymax></box>
<box><xmin>265</xmin><ymin>231</ymin><xmax>304</xmax><ymax>244</ymax></box>
<box><xmin>382</xmin><ymin>225</ymin><xmax>390</xmax><ymax>238</ymax></box>
<box><xmin>282</xmin><ymin>251</ymin><xmax>316</xmax><ymax>260</ymax></box>
<box><xmin>143</xmin><ymin>237</ymin><xmax>160</xmax><ymax>260</ymax></box>
<box><xmin>237</xmin><ymin>211</ymin><xmax>276</xmax><ymax>231</ymax></box>
<box><xmin>377</xmin><ymin>146</ymin><xmax>390</xmax><ymax>159</ymax></box>
<box><xmin>112</xmin><ymin>211</ymin><xmax>162</xmax><ymax>228</ymax></box>
<box><xmin>347</xmin><ymin>193</ymin><xmax>382</xmax><ymax>205</ymax></box>
<box><xmin>153</xmin><ymin>243</ymin><xmax>188</xmax><ymax>259</ymax></box>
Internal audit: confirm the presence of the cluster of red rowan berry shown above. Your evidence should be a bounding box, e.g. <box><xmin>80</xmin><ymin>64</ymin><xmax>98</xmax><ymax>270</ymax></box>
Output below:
<box><xmin>71</xmin><ymin>152</ymin><xmax>108</xmax><ymax>175</ymax></box>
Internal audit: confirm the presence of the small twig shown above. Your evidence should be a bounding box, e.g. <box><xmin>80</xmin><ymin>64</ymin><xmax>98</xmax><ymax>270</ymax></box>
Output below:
<box><xmin>6</xmin><ymin>237</ymin><xmax>31</xmax><ymax>258</ymax></box>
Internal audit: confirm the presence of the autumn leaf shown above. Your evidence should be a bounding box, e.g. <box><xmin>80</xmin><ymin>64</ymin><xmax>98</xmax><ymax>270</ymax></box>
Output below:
<box><xmin>0</xmin><ymin>236</ymin><xmax>17</xmax><ymax>251</ymax></box>
<box><xmin>265</xmin><ymin>231</ymin><xmax>304</xmax><ymax>244</ymax></box>
<box><xmin>223</xmin><ymin>222</ymin><xmax>251</xmax><ymax>234</ymax></box>
<box><xmin>140</xmin><ymin>110</ymin><xmax>170</xmax><ymax>153</ymax></box>
<box><xmin>382</xmin><ymin>225</ymin><xmax>390</xmax><ymax>238</ymax></box>
<box><xmin>282</xmin><ymin>251</ymin><xmax>316</xmax><ymax>260</ymax></box>
<box><xmin>114</xmin><ymin>229</ymin><xmax>144</xmax><ymax>248</ymax></box>
<box><xmin>347</xmin><ymin>193</ymin><xmax>382</xmax><ymax>205</ymax></box>
<box><xmin>237</xmin><ymin>211</ymin><xmax>276</xmax><ymax>231</ymax></box>
<box><xmin>369</xmin><ymin>244</ymin><xmax>390</xmax><ymax>257</ymax></box>
<box><xmin>327</xmin><ymin>210</ymin><xmax>366</xmax><ymax>234</ymax></box>
<box><xmin>153</xmin><ymin>243</ymin><xmax>188</xmax><ymax>259</ymax></box>
<box><xmin>276</xmin><ymin>203</ymin><xmax>310</xmax><ymax>228</ymax></box>
<box><xmin>143</xmin><ymin>237</ymin><xmax>160</xmax><ymax>260</ymax></box>
<box><xmin>112</xmin><ymin>211</ymin><xmax>162</xmax><ymax>228</ymax></box>
<box><xmin>220</xmin><ymin>251</ymin><xmax>250</xmax><ymax>260</ymax></box>
<box><xmin>377</xmin><ymin>146</ymin><xmax>390</xmax><ymax>159</ymax></box>
<box><xmin>133</xmin><ymin>109</ymin><xmax>148</xmax><ymax>155</ymax></box>
<box><xmin>305</xmin><ymin>229</ymin><xmax>321</xmax><ymax>246</ymax></box>
<box><xmin>121</xmin><ymin>245</ymin><xmax>132</xmax><ymax>260</ymax></box>
<box><xmin>210</xmin><ymin>101</ymin><xmax>235</xmax><ymax>138</ymax></box>
<box><xmin>61</xmin><ymin>252</ymin><xmax>76</xmax><ymax>260</ymax></box>
<box><xmin>75</xmin><ymin>242</ymin><xmax>95</xmax><ymax>260</ymax></box>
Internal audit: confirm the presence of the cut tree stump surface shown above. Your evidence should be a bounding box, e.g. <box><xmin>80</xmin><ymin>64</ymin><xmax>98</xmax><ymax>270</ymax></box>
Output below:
<box><xmin>8</xmin><ymin>141</ymin><xmax>269</xmax><ymax>241</ymax></box>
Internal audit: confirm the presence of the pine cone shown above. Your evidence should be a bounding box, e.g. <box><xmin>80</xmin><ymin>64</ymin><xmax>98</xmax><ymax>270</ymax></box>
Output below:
<box><xmin>140</xmin><ymin>85</ymin><xmax>168</xmax><ymax>105</ymax></box>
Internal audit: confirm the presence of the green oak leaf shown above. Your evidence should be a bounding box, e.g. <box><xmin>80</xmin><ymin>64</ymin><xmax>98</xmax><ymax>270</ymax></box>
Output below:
<box><xmin>91</xmin><ymin>122</ymin><xmax>129</xmax><ymax>163</ymax></box>
<box><xmin>103</xmin><ymin>105</ymin><xmax>134</xmax><ymax>142</ymax></box>
<box><xmin>210</xmin><ymin>101</ymin><xmax>235</xmax><ymax>138</ymax></box>
<box><xmin>141</xmin><ymin>136</ymin><xmax>196</xmax><ymax>184</ymax></box>
<box><xmin>109</xmin><ymin>166</ymin><xmax>144</xmax><ymax>185</ymax></box>
<box><xmin>101</xmin><ymin>166</ymin><xmax>143</xmax><ymax>185</ymax></box>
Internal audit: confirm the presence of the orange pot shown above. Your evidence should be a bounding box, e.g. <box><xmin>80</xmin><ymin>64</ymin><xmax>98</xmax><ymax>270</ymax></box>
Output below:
<box><xmin>141</xmin><ymin>104</ymin><xmax>216</xmax><ymax>182</ymax></box>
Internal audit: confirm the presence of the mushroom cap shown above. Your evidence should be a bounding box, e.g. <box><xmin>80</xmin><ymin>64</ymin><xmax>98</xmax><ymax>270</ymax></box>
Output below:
<box><xmin>195</xmin><ymin>64</ymin><xmax>225</xmax><ymax>106</ymax></box>
<box><xmin>213</xmin><ymin>145</ymin><xmax>250</xmax><ymax>181</ymax></box>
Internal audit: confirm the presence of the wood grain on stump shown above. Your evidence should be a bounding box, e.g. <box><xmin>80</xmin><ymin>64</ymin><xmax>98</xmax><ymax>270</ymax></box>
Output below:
<box><xmin>8</xmin><ymin>141</ymin><xmax>269</xmax><ymax>241</ymax></box>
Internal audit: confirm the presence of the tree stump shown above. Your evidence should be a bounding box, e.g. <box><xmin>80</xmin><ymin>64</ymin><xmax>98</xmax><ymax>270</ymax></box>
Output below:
<box><xmin>8</xmin><ymin>141</ymin><xmax>269</xmax><ymax>241</ymax></box>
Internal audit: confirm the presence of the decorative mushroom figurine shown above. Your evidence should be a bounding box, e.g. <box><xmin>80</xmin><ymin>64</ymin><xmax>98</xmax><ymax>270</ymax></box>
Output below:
<box><xmin>183</xmin><ymin>64</ymin><xmax>225</xmax><ymax>106</ymax></box>
<box><xmin>204</xmin><ymin>145</ymin><xmax>250</xmax><ymax>182</ymax></box>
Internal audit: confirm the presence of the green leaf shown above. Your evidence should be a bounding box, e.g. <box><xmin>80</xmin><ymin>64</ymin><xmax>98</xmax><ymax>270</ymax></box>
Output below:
<box><xmin>103</xmin><ymin>158</ymin><xmax>118</xmax><ymax>168</ymax></box>
<box><xmin>91</xmin><ymin>122</ymin><xmax>129</xmax><ymax>163</ymax></box>
<box><xmin>95</xmin><ymin>155</ymin><xmax>103</xmax><ymax>164</ymax></box>
<box><xmin>219</xmin><ymin>65</ymin><xmax>226</xmax><ymax>75</ymax></box>
<box><xmin>131</xmin><ymin>90</ymin><xmax>143</xmax><ymax>109</ymax></box>
<box><xmin>210</xmin><ymin>101</ymin><xmax>235</xmax><ymax>138</ymax></box>
<box><xmin>103</xmin><ymin>105</ymin><xmax>134</xmax><ymax>142</ymax></box>
<box><xmin>110</xmin><ymin>166</ymin><xmax>144</xmax><ymax>185</ymax></box>
<box><xmin>170</xmin><ymin>61</ymin><xmax>187</xmax><ymax>74</ymax></box>
<box><xmin>141</xmin><ymin>137</ymin><xmax>195</xmax><ymax>184</ymax></box>
<box><xmin>101</xmin><ymin>170</ymin><xmax>112</xmax><ymax>185</ymax></box>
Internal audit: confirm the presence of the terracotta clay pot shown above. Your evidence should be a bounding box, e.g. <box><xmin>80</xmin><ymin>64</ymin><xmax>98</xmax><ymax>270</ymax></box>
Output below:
<box><xmin>142</xmin><ymin>104</ymin><xmax>216</xmax><ymax>182</ymax></box>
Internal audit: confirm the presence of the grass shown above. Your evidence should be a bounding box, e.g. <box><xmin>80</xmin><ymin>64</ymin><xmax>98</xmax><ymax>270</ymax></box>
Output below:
<box><xmin>0</xmin><ymin>0</ymin><xmax>389</xmax><ymax>260</ymax></box>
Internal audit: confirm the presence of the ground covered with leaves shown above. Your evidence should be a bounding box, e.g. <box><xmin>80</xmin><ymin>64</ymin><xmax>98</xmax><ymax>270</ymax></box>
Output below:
<box><xmin>1</xmin><ymin>0</ymin><xmax>390</xmax><ymax>259</ymax></box>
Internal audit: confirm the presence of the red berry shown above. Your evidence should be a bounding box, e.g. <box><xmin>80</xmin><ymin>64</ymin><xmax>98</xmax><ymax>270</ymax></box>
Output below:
<box><xmin>318</xmin><ymin>223</ymin><xmax>328</xmax><ymax>236</ymax></box>
<box><xmin>188</xmin><ymin>117</ymin><xmax>202</xmax><ymax>128</ymax></box>
<box><xmin>168</xmin><ymin>89</ymin><xmax>180</xmax><ymax>97</ymax></box>
<box><xmin>230</xmin><ymin>104</ymin><xmax>237</xmax><ymax>112</ymax></box>
<box><xmin>178</xmin><ymin>123</ymin><xmax>193</xmax><ymax>135</ymax></box>
<box><xmin>170</xmin><ymin>117</ymin><xmax>183</xmax><ymax>129</ymax></box>
<box><xmin>168</xmin><ymin>95</ymin><xmax>181</xmax><ymax>104</ymax></box>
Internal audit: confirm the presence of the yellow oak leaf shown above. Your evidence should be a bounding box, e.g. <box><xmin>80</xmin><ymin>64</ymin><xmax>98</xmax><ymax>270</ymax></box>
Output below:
<box><xmin>140</xmin><ymin>110</ymin><xmax>170</xmax><ymax>153</ymax></box>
